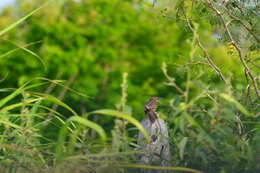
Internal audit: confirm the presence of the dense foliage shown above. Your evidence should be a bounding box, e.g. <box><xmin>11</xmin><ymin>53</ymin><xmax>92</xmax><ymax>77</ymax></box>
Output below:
<box><xmin>0</xmin><ymin>0</ymin><xmax>259</xmax><ymax>172</ymax></box>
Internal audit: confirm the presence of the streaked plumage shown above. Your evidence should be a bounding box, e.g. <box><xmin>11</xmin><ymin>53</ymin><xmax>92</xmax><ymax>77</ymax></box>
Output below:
<box><xmin>144</xmin><ymin>97</ymin><xmax>159</xmax><ymax>123</ymax></box>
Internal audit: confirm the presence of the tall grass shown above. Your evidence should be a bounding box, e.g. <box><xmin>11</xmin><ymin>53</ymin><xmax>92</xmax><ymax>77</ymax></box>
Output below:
<box><xmin>0</xmin><ymin>80</ymin><xmax>206</xmax><ymax>173</ymax></box>
<box><xmin>0</xmin><ymin>1</ymin><xmax>259</xmax><ymax>173</ymax></box>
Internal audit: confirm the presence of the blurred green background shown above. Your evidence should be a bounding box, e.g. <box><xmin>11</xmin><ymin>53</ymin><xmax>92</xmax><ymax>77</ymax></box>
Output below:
<box><xmin>0</xmin><ymin>0</ymin><xmax>259</xmax><ymax>173</ymax></box>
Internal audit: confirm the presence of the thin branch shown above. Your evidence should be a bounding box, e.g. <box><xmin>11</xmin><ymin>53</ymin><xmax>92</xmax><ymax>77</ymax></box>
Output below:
<box><xmin>162</xmin><ymin>62</ymin><xmax>184</xmax><ymax>94</ymax></box>
<box><xmin>244</xmin><ymin>69</ymin><xmax>252</xmax><ymax>105</ymax></box>
<box><xmin>164</xmin><ymin>82</ymin><xmax>184</xmax><ymax>94</ymax></box>
<box><xmin>48</xmin><ymin>72</ymin><xmax>78</xmax><ymax>117</ymax></box>
<box><xmin>44</xmin><ymin>71</ymin><xmax>63</xmax><ymax>94</ymax></box>
<box><xmin>168</xmin><ymin>61</ymin><xmax>208</xmax><ymax>67</ymax></box>
<box><xmin>177</xmin><ymin>15</ymin><xmax>211</xmax><ymax>21</ymax></box>
<box><xmin>207</xmin><ymin>0</ymin><xmax>260</xmax><ymax>100</ymax></box>
<box><xmin>224</xmin><ymin>5</ymin><xmax>260</xmax><ymax>43</ymax></box>
<box><xmin>185</xmin><ymin>13</ymin><xmax>231</xmax><ymax>89</ymax></box>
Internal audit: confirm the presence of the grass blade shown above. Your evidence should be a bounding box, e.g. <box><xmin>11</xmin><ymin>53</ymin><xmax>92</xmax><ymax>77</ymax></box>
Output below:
<box><xmin>114</xmin><ymin>164</ymin><xmax>203</xmax><ymax>173</ymax></box>
<box><xmin>68</xmin><ymin>116</ymin><xmax>107</xmax><ymax>142</ymax></box>
<box><xmin>4</xmin><ymin>40</ymin><xmax>46</xmax><ymax>70</ymax></box>
<box><xmin>0</xmin><ymin>81</ymin><xmax>48</xmax><ymax>109</ymax></box>
<box><xmin>179</xmin><ymin>137</ymin><xmax>188</xmax><ymax>160</ymax></box>
<box><xmin>0</xmin><ymin>2</ymin><xmax>49</xmax><ymax>37</ymax></box>
<box><xmin>90</xmin><ymin>109</ymin><xmax>149</xmax><ymax>141</ymax></box>
<box><xmin>0</xmin><ymin>83</ymin><xmax>27</xmax><ymax>108</ymax></box>
<box><xmin>0</xmin><ymin>40</ymin><xmax>42</xmax><ymax>60</ymax></box>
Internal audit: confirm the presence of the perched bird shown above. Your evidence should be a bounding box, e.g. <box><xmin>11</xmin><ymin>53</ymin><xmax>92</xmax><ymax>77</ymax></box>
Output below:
<box><xmin>144</xmin><ymin>96</ymin><xmax>159</xmax><ymax>123</ymax></box>
<box><xmin>138</xmin><ymin>97</ymin><xmax>171</xmax><ymax>173</ymax></box>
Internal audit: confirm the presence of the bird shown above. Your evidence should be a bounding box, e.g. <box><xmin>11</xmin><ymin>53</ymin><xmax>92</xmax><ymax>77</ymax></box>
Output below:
<box><xmin>138</xmin><ymin>97</ymin><xmax>171</xmax><ymax>172</ymax></box>
<box><xmin>144</xmin><ymin>96</ymin><xmax>159</xmax><ymax>123</ymax></box>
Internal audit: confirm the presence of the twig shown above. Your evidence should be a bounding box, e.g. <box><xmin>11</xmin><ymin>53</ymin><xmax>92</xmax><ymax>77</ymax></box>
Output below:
<box><xmin>244</xmin><ymin>69</ymin><xmax>252</xmax><ymax>105</ymax></box>
<box><xmin>44</xmin><ymin>71</ymin><xmax>63</xmax><ymax>94</ymax></box>
<box><xmin>177</xmin><ymin>15</ymin><xmax>211</xmax><ymax>21</ymax></box>
<box><xmin>162</xmin><ymin>62</ymin><xmax>184</xmax><ymax>94</ymax></box>
<box><xmin>235</xmin><ymin>110</ymin><xmax>244</xmax><ymax>136</ymax></box>
<box><xmin>206</xmin><ymin>0</ymin><xmax>260</xmax><ymax>100</ymax></box>
<box><xmin>224</xmin><ymin>5</ymin><xmax>260</xmax><ymax>43</ymax></box>
<box><xmin>166</xmin><ymin>82</ymin><xmax>184</xmax><ymax>95</ymax></box>
<box><xmin>48</xmin><ymin>72</ymin><xmax>78</xmax><ymax>117</ymax></box>
<box><xmin>185</xmin><ymin>13</ymin><xmax>231</xmax><ymax>89</ymax></box>
<box><xmin>168</xmin><ymin>61</ymin><xmax>208</xmax><ymax>67</ymax></box>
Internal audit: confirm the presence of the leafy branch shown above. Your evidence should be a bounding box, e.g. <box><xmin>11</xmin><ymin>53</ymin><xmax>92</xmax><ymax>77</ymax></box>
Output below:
<box><xmin>184</xmin><ymin>13</ymin><xmax>231</xmax><ymax>89</ymax></box>
<box><xmin>206</xmin><ymin>0</ymin><xmax>260</xmax><ymax>100</ymax></box>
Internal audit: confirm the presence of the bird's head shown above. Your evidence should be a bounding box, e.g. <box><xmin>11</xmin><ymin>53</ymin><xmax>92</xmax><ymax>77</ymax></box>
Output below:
<box><xmin>150</xmin><ymin>96</ymin><xmax>159</xmax><ymax>103</ymax></box>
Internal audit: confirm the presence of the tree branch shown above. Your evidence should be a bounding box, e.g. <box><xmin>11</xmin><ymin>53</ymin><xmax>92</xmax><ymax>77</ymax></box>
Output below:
<box><xmin>206</xmin><ymin>0</ymin><xmax>260</xmax><ymax>100</ymax></box>
<box><xmin>185</xmin><ymin>13</ymin><xmax>231</xmax><ymax>89</ymax></box>
<box><xmin>224</xmin><ymin>5</ymin><xmax>260</xmax><ymax>43</ymax></box>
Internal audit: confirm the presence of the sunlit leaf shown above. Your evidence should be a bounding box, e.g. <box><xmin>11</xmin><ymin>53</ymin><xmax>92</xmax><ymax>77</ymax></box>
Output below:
<box><xmin>90</xmin><ymin>109</ymin><xmax>149</xmax><ymax>141</ymax></box>
<box><xmin>114</xmin><ymin>164</ymin><xmax>203</xmax><ymax>173</ymax></box>
<box><xmin>179</xmin><ymin>137</ymin><xmax>188</xmax><ymax>160</ymax></box>
<box><xmin>220</xmin><ymin>93</ymin><xmax>252</xmax><ymax>117</ymax></box>
<box><xmin>68</xmin><ymin>116</ymin><xmax>107</xmax><ymax>142</ymax></box>
<box><xmin>0</xmin><ymin>2</ymin><xmax>50</xmax><ymax>36</ymax></box>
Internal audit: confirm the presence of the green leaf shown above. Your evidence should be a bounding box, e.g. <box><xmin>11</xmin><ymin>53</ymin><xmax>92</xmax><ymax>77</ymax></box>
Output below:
<box><xmin>114</xmin><ymin>164</ymin><xmax>203</xmax><ymax>173</ymax></box>
<box><xmin>65</xmin><ymin>151</ymin><xmax>142</xmax><ymax>160</ymax></box>
<box><xmin>0</xmin><ymin>40</ymin><xmax>42</xmax><ymax>60</ymax></box>
<box><xmin>185</xmin><ymin>113</ymin><xmax>203</xmax><ymax>131</ymax></box>
<box><xmin>33</xmin><ymin>93</ymin><xmax>78</xmax><ymax>116</ymax></box>
<box><xmin>219</xmin><ymin>93</ymin><xmax>252</xmax><ymax>117</ymax></box>
<box><xmin>90</xmin><ymin>109</ymin><xmax>149</xmax><ymax>141</ymax></box>
<box><xmin>5</xmin><ymin>40</ymin><xmax>46</xmax><ymax>70</ymax></box>
<box><xmin>0</xmin><ymin>2</ymin><xmax>50</xmax><ymax>37</ymax></box>
<box><xmin>0</xmin><ymin>98</ymin><xmax>41</xmax><ymax>113</ymax></box>
<box><xmin>55</xmin><ymin>124</ymin><xmax>69</xmax><ymax>162</ymax></box>
<box><xmin>30</xmin><ymin>100</ymin><xmax>42</xmax><ymax>114</ymax></box>
<box><xmin>0</xmin><ymin>83</ymin><xmax>27</xmax><ymax>109</ymax></box>
<box><xmin>68</xmin><ymin>116</ymin><xmax>107</xmax><ymax>142</ymax></box>
<box><xmin>0</xmin><ymin>119</ymin><xmax>20</xmax><ymax>129</ymax></box>
<box><xmin>179</xmin><ymin>137</ymin><xmax>188</xmax><ymax>160</ymax></box>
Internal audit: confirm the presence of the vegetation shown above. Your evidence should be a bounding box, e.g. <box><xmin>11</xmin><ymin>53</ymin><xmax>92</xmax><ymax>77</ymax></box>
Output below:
<box><xmin>0</xmin><ymin>0</ymin><xmax>259</xmax><ymax>172</ymax></box>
